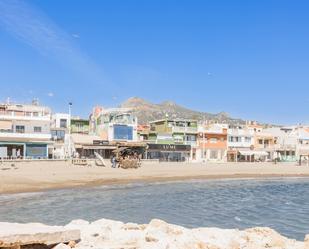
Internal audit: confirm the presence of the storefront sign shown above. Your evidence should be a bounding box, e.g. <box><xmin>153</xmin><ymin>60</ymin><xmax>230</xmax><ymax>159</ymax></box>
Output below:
<box><xmin>93</xmin><ymin>140</ymin><xmax>109</xmax><ymax>145</ymax></box>
<box><xmin>147</xmin><ymin>143</ymin><xmax>191</xmax><ymax>151</ymax></box>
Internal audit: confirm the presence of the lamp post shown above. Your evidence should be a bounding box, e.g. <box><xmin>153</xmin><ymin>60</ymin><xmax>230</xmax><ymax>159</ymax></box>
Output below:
<box><xmin>203</xmin><ymin>122</ymin><xmax>206</xmax><ymax>163</ymax></box>
<box><xmin>68</xmin><ymin>102</ymin><xmax>72</xmax><ymax>159</ymax></box>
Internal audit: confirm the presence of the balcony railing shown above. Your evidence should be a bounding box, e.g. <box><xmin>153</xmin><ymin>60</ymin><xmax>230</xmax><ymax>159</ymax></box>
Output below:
<box><xmin>172</xmin><ymin>126</ymin><xmax>198</xmax><ymax>133</ymax></box>
<box><xmin>184</xmin><ymin>141</ymin><xmax>197</xmax><ymax>147</ymax></box>
<box><xmin>0</xmin><ymin>131</ymin><xmax>51</xmax><ymax>140</ymax></box>
<box><xmin>0</xmin><ymin>111</ymin><xmax>50</xmax><ymax>120</ymax></box>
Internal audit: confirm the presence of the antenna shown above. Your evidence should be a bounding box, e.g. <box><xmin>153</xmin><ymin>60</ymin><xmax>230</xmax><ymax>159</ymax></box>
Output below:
<box><xmin>32</xmin><ymin>98</ymin><xmax>39</xmax><ymax>106</ymax></box>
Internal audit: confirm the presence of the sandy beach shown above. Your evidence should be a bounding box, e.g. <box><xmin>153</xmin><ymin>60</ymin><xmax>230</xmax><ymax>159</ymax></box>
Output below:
<box><xmin>0</xmin><ymin>160</ymin><xmax>309</xmax><ymax>194</ymax></box>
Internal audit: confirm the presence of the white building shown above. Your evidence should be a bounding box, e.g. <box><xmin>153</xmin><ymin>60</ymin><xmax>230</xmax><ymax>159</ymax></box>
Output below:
<box><xmin>227</xmin><ymin>125</ymin><xmax>254</xmax><ymax>149</ymax></box>
<box><xmin>0</xmin><ymin>100</ymin><xmax>53</xmax><ymax>159</ymax></box>
<box><xmin>51</xmin><ymin>113</ymin><xmax>71</xmax><ymax>159</ymax></box>
<box><xmin>265</xmin><ymin>125</ymin><xmax>309</xmax><ymax>162</ymax></box>
<box><xmin>95</xmin><ymin>108</ymin><xmax>138</xmax><ymax>142</ymax></box>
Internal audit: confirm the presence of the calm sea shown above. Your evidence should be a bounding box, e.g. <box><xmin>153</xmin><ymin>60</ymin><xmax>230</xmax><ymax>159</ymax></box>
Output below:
<box><xmin>0</xmin><ymin>178</ymin><xmax>309</xmax><ymax>240</ymax></box>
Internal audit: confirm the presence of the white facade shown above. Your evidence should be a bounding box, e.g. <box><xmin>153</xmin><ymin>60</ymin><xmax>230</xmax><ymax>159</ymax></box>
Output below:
<box><xmin>227</xmin><ymin>127</ymin><xmax>254</xmax><ymax>149</ymax></box>
<box><xmin>51</xmin><ymin>113</ymin><xmax>71</xmax><ymax>159</ymax></box>
<box><xmin>52</xmin><ymin>113</ymin><xmax>70</xmax><ymax>130</ymax></box>
<box><xmin>0</xmin><ymin>102</ymin><xmax>52</xmax><ymax>159</ymax></box>
<box><xmin>96</xmin><ymin>108</ymin><xmax>138</xmax><ymax>142</ymax></box>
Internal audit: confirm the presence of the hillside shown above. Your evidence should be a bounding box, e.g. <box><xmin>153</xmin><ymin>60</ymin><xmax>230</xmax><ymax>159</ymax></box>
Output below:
<box><xmin>119</xmin><ymin>97</ymin><xmax>245</xmax><ymax>124</ymax></box>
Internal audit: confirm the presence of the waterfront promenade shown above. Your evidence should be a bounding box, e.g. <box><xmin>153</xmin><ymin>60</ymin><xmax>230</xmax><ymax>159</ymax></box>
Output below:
<box><xmin>1</xmin><ymin>161</ymin><xmax>309</xmax><ymax>194</ymax></box>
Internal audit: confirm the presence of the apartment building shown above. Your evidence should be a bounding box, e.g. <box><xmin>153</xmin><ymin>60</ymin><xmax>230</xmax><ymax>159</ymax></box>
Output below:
<box><xmin>137</xmin><ymin>124</ymin><xmax>150</xmax><ymax>141</ymax></box>
<box><xmin>296</xmin><ymin>127</ymin><xmax>309</xmax><ymax>158</ymax></box>
<box><xmin>265</xmin><ymin>126</ymin><xmax>309</xmax><ymax>162</ymax></box>
<box><xmin>147</xmin><ymin>119</ymin><xmax>198</xmax><ymax>162</ymax></box>
<box><xmin>95</xmin><ymin>108</ymin><xmax>138</xmax><ymax>142</ymax></box>
<box><xmin>197</xmin><ymin>123</ymin><xmax>228</xmax><ymax>162</ymax></box>
<box><xmin>68</xmin><ymin>108</ymin><xmax>140</xmax><ymax>159</ymax></box>
<box><xmin>51</xmin><ymin>113</ymin><xmax>71</xmax><ymax>159</ymax></box>
<box><xmin>227</xmin><ymin>124</ymin><xmax>255</xmax><ymax>162</ymax></box>
<box><xmin>0</xmin><ymin>100</ymin><xmax>52</xmax><ymax>159</ymax></box>
<box><xmin>71</xmin><ymin>117</ymin><xmax>90</xmax><ymax>134</ymax></box>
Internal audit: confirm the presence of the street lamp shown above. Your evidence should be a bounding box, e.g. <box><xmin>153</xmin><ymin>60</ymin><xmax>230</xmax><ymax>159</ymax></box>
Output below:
<box><xmin>68</xmin><ymin>102</ymin><xmax>72</xmax><ymax>159</ymax></box>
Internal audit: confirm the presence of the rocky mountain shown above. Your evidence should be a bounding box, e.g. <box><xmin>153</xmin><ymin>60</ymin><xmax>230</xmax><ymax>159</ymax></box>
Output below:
<box><xmin>119</xmin><ymin>97</ymin><xmax>245</xmax><ymax>124</ymax></box>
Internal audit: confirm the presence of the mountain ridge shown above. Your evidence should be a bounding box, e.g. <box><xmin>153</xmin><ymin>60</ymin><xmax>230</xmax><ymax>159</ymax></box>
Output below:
<box><xmin>119</xmin><ymin>97</ymin><xmax>245</xmax><ymax>124</ymax></box>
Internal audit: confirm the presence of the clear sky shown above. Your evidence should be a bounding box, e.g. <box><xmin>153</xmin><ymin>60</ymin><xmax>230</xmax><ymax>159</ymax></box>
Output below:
<box><xmin>0</xmin><ymin>0</ymin><xmax>308</xmax><ymax>124</ymax></box>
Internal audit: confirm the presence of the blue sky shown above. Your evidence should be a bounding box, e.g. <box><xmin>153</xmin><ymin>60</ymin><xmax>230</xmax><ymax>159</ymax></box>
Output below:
<box><xmin>0</xmin><ymin>0</ymin><xmax>308</xmax><ymax>124</ymax></box>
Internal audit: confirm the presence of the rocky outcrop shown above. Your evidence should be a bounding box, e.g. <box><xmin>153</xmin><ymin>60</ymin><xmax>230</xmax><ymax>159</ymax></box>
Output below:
<box><xmin>0</xmin><ymin>222</ymin><xmax>80</xmax><ymax>248</ymax></box>
<box><xmin>1</xmin><ymin>219</ymin><xmax>308</xmax><ymax>249</ymax></box>
<box><xmin>66</xmin><ymin>218</ymin><xmax>308</xmax><ymax>249</ymax></box>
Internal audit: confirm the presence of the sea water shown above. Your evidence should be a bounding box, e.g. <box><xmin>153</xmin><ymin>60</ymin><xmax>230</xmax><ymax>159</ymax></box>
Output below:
<box><xmin>0</xmin><ymin>178</ymin><xmax>309</xmax><ymax>240</ymax></box>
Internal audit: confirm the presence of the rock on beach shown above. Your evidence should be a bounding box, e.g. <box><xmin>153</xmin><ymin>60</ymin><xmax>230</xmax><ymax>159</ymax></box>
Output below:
<box><xmin>0</xmin><ymin>219</ymin><xmax>308</xmax><ymax>249</ymax></box>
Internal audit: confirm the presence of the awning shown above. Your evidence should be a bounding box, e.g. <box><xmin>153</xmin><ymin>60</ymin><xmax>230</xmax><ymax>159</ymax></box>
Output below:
<box><xmin>239</xmin><ymin>150</ymin><xmax>268</xmax><ymax>156</ymax></box>
<box><xmin>238</xmin><ymin>150</ymin><xmax>254</xmax><ymax>156</ymax></box>
<box><xmin>82</xmin><ymin>145</ymin><xmax>116</xmax><ymax>150</ymax></box>
<box><xmin>0</xmin><ymin>120</ymin><xmax>12</xmax><ymax>130</ymax></box>
<box><xmin>253</xmin><ymin>151</ymin><xmax>269</xmax><ymax>156</ymax></box>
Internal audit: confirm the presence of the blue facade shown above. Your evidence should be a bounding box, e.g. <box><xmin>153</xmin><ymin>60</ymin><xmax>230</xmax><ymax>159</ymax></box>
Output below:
<box><xmin>113</xmin><ymin>125</ymin><xmax>133</xmax><ymax>140</ymax></box>
<box><xmin>26</xmin><ymin>144</ymin><xmax>47</xmax><ymax>159</ymax></box>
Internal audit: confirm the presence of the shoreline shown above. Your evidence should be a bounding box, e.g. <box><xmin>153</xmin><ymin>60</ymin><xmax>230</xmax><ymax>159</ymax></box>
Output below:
<box><xmin>1</xmin><ymin>161</ymin><xmax>309</xmax><ymax>195</ymax></box>
<box><xmin>0</xmin><ymin>162</ymin><xmax>309</xmax><ymax>195</ymax></box>
<box><xmin>4</xmin><ymin>173</ymin><xmax>309</xmax><ymax>195</ymax></box>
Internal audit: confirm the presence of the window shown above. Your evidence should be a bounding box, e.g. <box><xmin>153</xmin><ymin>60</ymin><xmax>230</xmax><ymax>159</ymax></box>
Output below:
<box><xmin>60</xmin><ymin>119</ymin><xmax>67</xmax><ymax>128</ymax></box>
<box><xmin>259</xmin><ymin>139</ymin><xmax>263</xmax><ymax>144</ymax></box>
<box><xmin>185</xmin><ymin>135</ymin><xmax>196</xmax><ymax>142</ymax></box>
<box><xmin>210</xmin><ymin>150</ymin><xmax>218</xmax><ymax>159</ymax></box>
<box><xmin>210</xmin><ymin>138</ymin><xmax>218</xmax><ymax>143</ymax></box>
<box><xmin>15</xmin><ymin>125</ymin><xmax>25</xmax><ymax>133</ymax></box>
<box><xmin>75</xmin><ymin>123</ymin><xmax>83</xmax><ymax>132</ymax></box>
<box><xmin>34</xmin><ymin>126</ymin><xmax>42</xmax><ymax>133</ymax></box>
<box><xmin>51</xmin><ymin>130</ymin><xmax>65</xmax><ymax>141</ymax></box>
<box><xmin>245</xmin><ymin>137</ymin><xmax>251</xmax><ymax>143</ymax></box>
<box><xmin>114</xmin><ymin>125</ymin><xmax>133</xmax><ymax>140</ymax></box>
<box><xmin>33</xmin><ymin>112</ymin><xmax>39</xmax><ymax>117</ymax></box>
<box><xmin>229</xmin><ymin>136</ymin><xmax>241</xmax><ymax>142</ymax></box>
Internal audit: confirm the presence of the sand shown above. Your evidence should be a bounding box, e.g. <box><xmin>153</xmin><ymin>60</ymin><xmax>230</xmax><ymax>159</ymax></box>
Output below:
<box><xmin>0</xmin><ymin>160</ymin><xmax>309</xmax><ymax>194</ymax></box>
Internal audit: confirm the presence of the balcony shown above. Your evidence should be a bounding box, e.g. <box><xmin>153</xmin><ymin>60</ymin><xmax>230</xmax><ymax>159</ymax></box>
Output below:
<box><xmin>228</xmin><ymin>141</ymin><xmax>253</xmax><ymax>148</ymax></box>
<box><xmin>172</xmin><ymin>126</ymin><xmax>198</xmax><ymax>134</ymax></box>
<box><xmin>0</xmin><ymin>111</ymin><xmax>50</xmax><ymax>121</ymax></box>
<box><xmin>0</xmin><ymin>131</ymin><xmax>51</xmax><ymax>141</ymax></box>
<box><xmin>184</xmin><ymin>141</ymin><xmax>197</xmax><ymax>147</ymax></box>
<box><xmin>273</xmin><ymin>144</ymin><xmax>296</xmax><ymax>150</ymax></box>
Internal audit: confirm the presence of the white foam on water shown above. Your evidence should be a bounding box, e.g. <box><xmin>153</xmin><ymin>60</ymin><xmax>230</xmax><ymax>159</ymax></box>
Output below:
<box><xmin>0</xmin><ymin>192</ymin><xmax>44</xmax><ymax>202</ymax></box>
<box><xmin>234</xmin><ymin>216</ymin><xmax>242</xmax><ymax>222</ymax></box>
